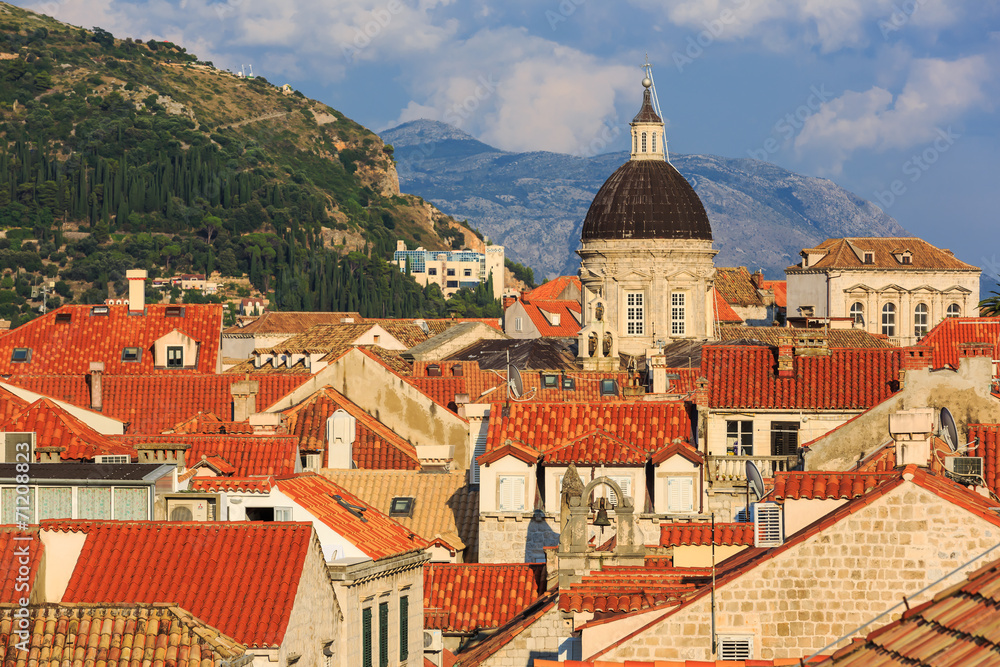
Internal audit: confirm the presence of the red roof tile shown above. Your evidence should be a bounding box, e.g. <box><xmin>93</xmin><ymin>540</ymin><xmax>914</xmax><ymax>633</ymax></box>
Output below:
<box><xmin>169</xmin><ymin>412</ymin><xmax>255</xmax><ymax>434</ymax></box>
<box><xmin>423</xmin><ymin>563</ymin><xmax>546</xmax><ymax>633</ymax></box>
<box><xmin>53</xmin><ymin>520</ymin><xmax>314</xmax><ymax>647</ymax></box>
<box><xmin>520</xmin><ymin>300</ymin><xmax>582</xmax><ymax>338</ymax></box>
<box><xmin>537</xmin><ymin>659</ymin><xmax>824</xmax><ymax>667</ymax></box>
<box><xmin>790</xmin><ymin>237</ymin><xmax>979</xmax><ymax>271</ymax></box>
<box><xmin>969</xmin><ymin>424</ymin><xmax>1000</xmax><ymax>496</ymax></box>
<box><xmin>116</xmin><ymin>434</ymin><xmax>299</xmax><ymax>476</ymax></box>
<box><xmin>0</xmin><ymin>304</ymin><xmax>222</xmax><ymax>375</ymax></box>
<box><xmin>712</xmin><ymin>289</ymin><xmax>744</xmax><ymax>324</ymax></box>
<box><xmin>1</xmin><ymin>398</ymin><xmax>134</xmax><ymax>461</ymax></box>
<box><xmin>189</xmin><ymin>477</ymin><xmax>275</xmax><ymax>493</ymax></box>
<box><xmin>412</xmin><ymin>368</ymin><xmax>642</xmax><ymax>408</ymax></box>
<box><xmin>772</xmin><ymin>472</ymin><xmax>899</xmax><ymax>500</ymax></box>
<box><xmin>918</xmin><ymin>317</ymin><xmax>1000</xmax><ymax>370</ymax></box>
<box><xmin>559</xmin><ymin>567</ymin><xmax>710</xmax><ymax>614</ymax></box>
<box><xmin>0</xmin><ymin>528</ymin><xmax>42</xmax><ymax>603</ymax></box>
<box><xmin>659</xmin><ymin>522</ymin><xmax>754</xmax><ymax>547</ymax></box>
<box><xmin>761</xmin><ymin>279</ymin><xmax>787</xmax><ymax>309</ymax></box>
<box><xmin>275</xmin><ymin>473</ymin><xmax>428</xmax><ymax>561</ymax></box>
<box><xmin>452</xmin><ymin>592</ymin><xmax>558</xmax><ymax>667</ymax></box>
<box><xmin>281</xmin><ymin>387</ymin><xmax>419</xmax><ymax>469</ymax></box>
<box><xmin>0</xmin><ymin>386</ymin><xmax>29</xmax><ymax>422</ymax></box>
<box><xmin>542</xmin><ymin>430</ymin><xmax>650</xmax><ymax>465</ymax></box>
<box><xmin>815</xmin><ymin>555</ymin><xmax>1000</xmax><ymax>666</ymax></box>
<box><xmin>524</xmin><ymin>276</ymin><xmax>581</xmax><ymax>301</ymax></box>
<box><xmin>704</xmin><ymin>345</ymin><xmax>902</xmax><ymax>409</ymax></box>
<box><xmin>715</xmin><ymin>267</ymin><xmax>765</xmax><ymax>307</ymax></box>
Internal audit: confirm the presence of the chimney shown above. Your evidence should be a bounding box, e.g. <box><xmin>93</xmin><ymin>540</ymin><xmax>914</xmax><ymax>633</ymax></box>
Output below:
<box><xmin>777</xmin><ymin>336</ymin><xmax>795</xmax><ymax>378</ymax></box>
<box><xmin>959</xmin><ymin>342</ymin><xmax>992</xmax><ymax>360</ymax></box>
<box><xmin>751</xmin><ymin>270</ymin><xmax>763</xmax><ymax>289</ymax></box>
<box><xmin>136</xmin><ymin>442</ymin><xmax>191</xmax><ymax>468</ymax></box>
<box><xmin>694</xmin><ymin>376</ymin><xmax>709</xmax><ymax>406</ymax></box>
<box><xmin>230</xmin><ymin>379</ymin><xmax>260</xmax><ymax>422</ymax></box>
<box><xmin>326</xmin><ymin>409</ymin><xmax>357</xmax><ymax>469</ymax></box>
<box><xmin>126</xmin><ymin>269</ymin><xmax>147</xmax><ymax>313</ymax></box>
<box><xmin>903</xmin><ymin>345</ymin><xmax>933</xmax><ymax>371</ymax></box>
<box><xmin>89</xmin><ymin>362</ymin><xmax>105</xmax><ymax>411</ymax></box>
<box><xmin>889</xmin><ymin>408</ymin><xmax>934</xmax><ymax>467</ymax></box>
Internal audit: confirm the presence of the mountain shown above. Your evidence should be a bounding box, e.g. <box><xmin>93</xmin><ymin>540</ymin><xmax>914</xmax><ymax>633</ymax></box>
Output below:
<box><xmin>381</xmin><ymin>120</ymin><xmax>909</xmax><ymax>280</ymax></box>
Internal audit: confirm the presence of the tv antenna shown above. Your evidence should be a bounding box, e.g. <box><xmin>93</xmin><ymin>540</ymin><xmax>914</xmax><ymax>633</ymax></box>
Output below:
<box><xmin>939</xmin><ymin>407</ymin><xmax>959</xmax><ymax>453</ymax></box>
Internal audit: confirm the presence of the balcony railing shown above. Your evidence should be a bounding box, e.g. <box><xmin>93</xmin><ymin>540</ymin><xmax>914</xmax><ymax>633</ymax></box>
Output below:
<box><xmin>707</xmin><ymin>455</ymin><xmax>800</xmax><ymax>485</ymax></box>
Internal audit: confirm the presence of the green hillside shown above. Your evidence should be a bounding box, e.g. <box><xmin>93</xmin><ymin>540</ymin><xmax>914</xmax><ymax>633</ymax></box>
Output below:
<box><xmin>0</xmin><ymin>2</ymin><xmax>505</xmax><ymax>325</ymax></box>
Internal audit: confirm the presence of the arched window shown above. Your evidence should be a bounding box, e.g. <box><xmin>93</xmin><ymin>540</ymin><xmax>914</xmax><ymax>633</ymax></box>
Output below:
<box><xmin>641</xmin><ymin>132</ymin><xmax>647</xmax><ymax>152</ymax></box>
<box><xmin>633</xmin><ymin>133</ymin><xmax>637</xmax><ymax>153</ymax></box>
<box><xmin>947</xmin><ymin>303</ymin><xmax>961</xmax><ymax>318</ymax></box>
<box><xmin>850</xmin><ymin>302</ymin><xmax>864</xmax><ymax>326</ymax></box>
<box><xmin>881</xmin><ymin>303</ymin><xmax>896</xmax><ymax>337</ymax></box>
<box><xmin>914</xmin><ymin>303</ymin><xmax>928</xmax><ymax>338</ymax></box>
<box><xmin>652</xmin><ymin>132</ymin><xmax>657</xmax><ymax>153</ymax></box>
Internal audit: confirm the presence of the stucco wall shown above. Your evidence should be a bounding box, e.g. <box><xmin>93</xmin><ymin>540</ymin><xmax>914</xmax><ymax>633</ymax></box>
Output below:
<box><xmin>281</xmin><ymin>537</ymin><xmax>341</xmax><ymax>667</ymax></box>
<box><xmin>505</xmin><ymin>301</ymin><xmax>542</xmax><ymax>340</ymax></box>
<box><xmin>336</xmin><ymin>563</ymin><xmax>424</xmax><ymax>667</ymax></box>
<box><xmin>707</xmin><ymin>411</ymin><xmax>855</xmax><ymax>459</ymax></box>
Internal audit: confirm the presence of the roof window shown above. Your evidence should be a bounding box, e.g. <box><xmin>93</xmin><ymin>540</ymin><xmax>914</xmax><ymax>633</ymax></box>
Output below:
<box><xmin>121</xmin><ymin>347</ymin><xmax>142</xmax><ymax>362</ymax></box>
<box><xmin>90</xmin><ymin>306</ymin><xmax>109</xmax><ymax>316</ymax></box>
<box><xmin>165</xmin><ymin>306</ymin><xmax>185</xmax><ymax>317</ymax></box>
<box><xmin>561</xmin><ymin>376</ymin><xmax>576</xmax><ymax>391</ymax></box>
<box><xmin>55</xmin><ymin>312</ymin><xmax>72</xmax><ymax>324</ymax></box>
<box><xmin>600</xmin><ymin>379</ymin><xmax>619</xmax><ymax>397</ymax></box>
<box><xmin>11</xmin><ymin>348</ymin><xmax>31</xmax><ymax>363</ymax></box>
<box><xmin>451</xmin><ymin>364</ymin><xmax>464</xmax><ymax>377</ymax></box>
<box><xmin>389</xmin><ymin>497</ymin><xmax>414</xmax><ymax>517</ymax></box>
<box><xmin>863</xmin><ymin>252</ymin><xmax>874</xmax><ymax>264</ymax></box>
<box><xmin>542</xmin><ymin>374</ymin><xmax>559</xmax><ymax>389</ymax></box>
<box><xmin>427</xmin><ymin>364</ymin><xmax>442</xmax><ymax>377</ymax></box>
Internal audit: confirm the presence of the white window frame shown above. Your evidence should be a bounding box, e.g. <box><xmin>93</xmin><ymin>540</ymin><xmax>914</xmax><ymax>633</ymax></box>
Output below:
<box><xmin>671</xmin><ymin>292</ymin><xmax>686</xmax><ymax>335</ymax></box>
<box><xmin>274</xmin><ymin>507</ymin><xmax>293</xmax><ymax>521</ymax></box>
<box><xmin>881</xmin><ymin>303</ymin><xmax>896</xmax><ymax>337</ymax></box>
<box><xmin>849</xmin><ymin>302</ymin><xmax>864</xmax><ymax>326</ymax></box>
<box><xmin>166</xmin><ymin>345</ymin><xmax>184</xmax><ymax>368</ymax></box>
<box><xmin>498</xmin><ymin>475</ymin><xmax>526</xmax><ymax>512</ymax></box>
<box><xmin>95</xmin><ymin>455</ymin><xmax>131</xmax><ymax>464</ymax></box>
<box><xmin>947</xmin><ymin>303</ymin><xmax>961</xmax><ymax>318</ymax></box>
<box><xmin>626</xmin><ymin>292</ymin><xmax>644</xmax><ymax>336</ymax></box>
<box><xmin>514</xmin><ymin>317</ymin><xmax>523</xmax><ymax>332</ymax></box>
<box><xmin>914</xmin><ymin>303</ymin><xmax>929</xmax><ymax>338</ymax></box>
<box><xmin>666</xmin><ymin>476</ymin><xmax>694</xmax><ymax>513</ymax></box>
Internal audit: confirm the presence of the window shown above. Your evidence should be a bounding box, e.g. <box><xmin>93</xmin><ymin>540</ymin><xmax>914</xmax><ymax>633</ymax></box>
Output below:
<box><xmin>90</xmin><ymin>306</ymin><xmax>109</xmax><ymax>316</ymax></box>
<box><xmin>498</xmin><ymin>475</ymin><xmax>526</xmax><ymax>512</ymax></box>
<box><xmin>389</xmin><ymin>497</ymin><xmax>414</xmax><ymax>517</ymax></box>
<box><xmin>666</xmin><ymin>477</ymin><xmax>694</xmax><ymax>513</ymax></box>
<box><xmin>947</xmin><ymin>303</ymin><xmax>961</xmax><ymax>318</ymax></box>
<box><xmin>770</xmin><ymin>421</ymin><xmax>799</xmax><ymax>457</ymax></box>
<box><xmin>55</xmin><ymin>312</ymin><xmax>72</xmax><ymax>324</ymax></box>
<box><xmin>651</xmin><ymin>132</ymin><xmax>656</xmax><ymax>152</ymax></box>
<box><xmin>671</xmin><ymin>292</ymin><xmax>686</xmax><ymax>335</ymax></box>
<box><xmin>881</xmin><ymin>303</ymin><xmax>896</xmax><ymax>336</ymax></box>
<box><xmin>726</xmin><ymin>420</ymin><xmax>753</xmax><ymax>456</ymax></box>
<box><xmin>514</xmin><ymin>317</ymin><xmax>523</xmax><ymax>332</ymax></box>
<box><xmin>641</xmin><ymin>132</ymin><xmax>647</xmax><ymax>152</ymax></box>
<box><xmin>850</xmin><ymin>302</ymin><xmax>864</xmax><ymax>326</ymax></box>
<box><xmin>471</xmin><ymin>433</ymin><xmax>487</xmax><ymax>485</ymax></box>
<box><xmin>164</xmin><ymin>306</ymin><xmax>184</xmax><ymax>317</ymax></box>
<box><xmin>606</xmin><ymin>475</ymin><xmax>631</xmax><ymax>507</ymax></box>
<box><xmin>914</xmin><ymin>303</ymin><xmax>929</xmax><ymax>338</ymax></box>
<box><xmin>446</xmin><ymin>281</ymin><xmax>459</xmax><ymax>288</ymax></box>
<box><xmin>542</xmin><ymin>374</ymin><xmax>559</xmax><ymax>389</ymax></box>
<box><xmin>428</xmin><ymin>268</ymin><xmax>437</xmax><ymax>276</ymax></box>
<box><xmin>362</xmin><ymin>608</ymin><xmax>373</xmax><ymax>667</ymax></box>
<box><xmin>11</xmin><ymin>348</ymin><xmax>30</xmax><ymax>363</ymax></box>
<box><xmin>379</xmin><ymin>602</ymin><xmax>389</xmax><ymax>667</ymax></box>
<box><xmin>399</xmin><ymin>596</ymin><xmax>409</xmax><ymax>661</ymax></box>
<box><xmin>246</xmin><ymin>507</ymin><xmax>275</xmax><ymax>521</ymax></box>
<box><xmin>464</xmin><ymin>269</ymin><xmax>472</xmax><ymax>277</ymax></box>
<box><xmin>718</xmin><ymin>636</ymin><xmax>753</xmax><ymax>661</ymax></box>
<box><xmin>633</xmin><ymin>134</ymin><xmax>637</xmax><ymax>153</ymax></box>
<box><xmin>95</xmin><ymin>455</ymin><xmax>131</xmax><ymax>464</ymax></box>
<box><xmin>626</xmin><ymin>292</ymin><xmax>644</xmax><ymax>335</ymax></box>
<box><xmin>562</xmin><ymin>376</ymin><xmax>576</xmax><ymax>391</ymax></box>
<box><xmin>451</xmin><ymin>364</ymin><xmax>464</xmax><ymax>377</ymax></box>
<box><xmin>121</xmin><ymin>347</ymin><xmax>141</xmax><ymax>362</ymax></box>
<box><xmin>599</xmin><ymin>379</ymin><xmax>618</xmax><ymax>397</ymax></box>
<box><xmin>274</xmin><ymin>507</ymin><xmax>293</xmax><ymax>521</ymax></box>
<box><xmin>446</xmin><ymin>268</ymin><xmax>455</xmax><ymax>277</ymax></box>
<box><xmin>863</xmin><ymin>252</ymin><xmax>874</xmax><ymax>264</ymax></box>
<box><xmin>166</xmin><ymin>346</ymin><xmax>184</xmax><ymax>368</ymax></box>
<box><xmin>427</xmin><ymin>364</ymin><xmax>441</xmax><ymax>377</ymax></box>
<box><xmin>901</xmin><ymin>255</ymin><xmax>912</xmax><ymax>265</ymax></box>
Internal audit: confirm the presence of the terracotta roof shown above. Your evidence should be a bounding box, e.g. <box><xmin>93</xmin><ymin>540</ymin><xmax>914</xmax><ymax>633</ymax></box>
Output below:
<box><xmin>0</xmin><ymin>528</ymin><xmax>42</xmax><ymax>603</ymax></box>
<box><xmin>222</xmin><ymin>311</ymin><xmax>363</xmax><ymax>335</ymax></box>
<box><xmin>0</xmin><ymin>385</ymin><xmax>28</xmax><ymax>422</ymax></box>
<box><xmin>53</xmin><ymin>520</ymin><xmax>314</xmax><ymax>647</ymax></box>
<box><xmin>542</xmin><ymin>430</ymin><xmax>650</xmax><ymax>465</ymax></box>
<box><xmin>715</xmin><ymin>267</ymin><xmax>765</xmax><ymax>307</ymax></box>
<box><xmin>761</xmin><ymin>279</ymin><xmax>787</xmax><ymax>308</ymax></box>
<box><xmin>718</xmin><ymin>325</ymin><xmax>891</xmax><ymax>348</ymax></box>
<box><xmin>789</xmin><ymin>237</ymin><xmax>979</xmax><ymax>272</ymax></box>
<box><xmin>524</xmin><ymin>276</ymin><xmax>580</xmax><ymax>301</ymax></box>
<box><xmin>712</xmin><ymin>289</ymin><xmax>744</xmax><ymax>323</ymax></box>
<box><xmin>538</xmin><ymin>660</ymin><xmax>824</xmax><ymax>667</ymax></box>
<box><xmin>222</xmin><ymin>358</ymin><xmax>315</xmax><ymax>375</ymax></box>
<box><xmin>0</xmin><ymin>604</ymin><xmax>251</xmax><ymax>667</ymax></box>
<box><xmin>559</xmin><ymin>566</ymin><xmax>710</xmax><ymax>613</ymax></box>
<box><xmin>452</xmin><ymin>591</ymin><xmax>558</xmax><ymax>667</ymax></box>
<box><xmin>1</xmin><ymin>398</ymin><xmax>134</xmax><ymax>461</ymax></box>
<box><xmin>168</xmin><ymin>412</ymin><xmax>256</xmax><ymax>434</ymax></box>
<box><xmin>478</xmin><ymin>439</ymin><xmax>540</xmax><ymax>466</ymax></box>
<box><xmin>772</xmin><ymin>472</ymin><xmax>900</xmax><ymax>500</ymax></box>
<box><xmin>659</xmin><ymin>522</ymin><xmax>754</xmax><ymax>547</ymax></box>
<box><xmin>0</xmin><ymin>304</ymin><xmax>222</xmax><ymax>375</ymax></box>
<box><xmin>704</xmin><ymin>345</ymin><xmax>902</xmax><ymax>409</ymax></box>
<box><xmin>320</xmin><ymin>470</ymin><xmax>480</xmax><ymax>561</ymax></box>
<box><xmin>356</xmin><ymin>345</ymin><xmax>413</xmax><ymax>376</ymax></box>
<box><xmin>918</xmin><ymin>317</ymin><xmax>1000</xmax><ymax>370</ymax></box>
<box><xmin>281</xmin><ymin>387</ymin><xmax>420</xmax><ymax>469</ymax></box>
<box><xmin>117</xmin><ymin>434</ymin><xmax>299</xmax><ymax>476</ymax></box>
<box><xmin>189</xmin><ymin>477</ymin><xmax>275</xmax><ymax>493</ymax></box>
<box><xmin>520</xmin><ymin>300</ymin><xmax>582</xmax><ymax>338</ymax></box>
<box><xmin>276</xmin><ymin>473</ymin><xmax>428</xmax><ymax>561</ymax></box>
<box><xmin>424</xmin><ymin>563</ymin><xmax>546</xmax><ymax>633</ymax></box>
<box><xmin>814</xmin><ymin>555</ymin><xmax>1000</xmax><ymax>666</ymax></box>
<box><xmin>485</xmin><ymin>401</ymin><xmax>693</xmax><ymax>459</ymax></box>
<box><xmin>258</xmin><ymin>323</ymin><xmax>388</xmax><ymax>354</ymax></box>
<box><xmin>969</xmin><ymin>424</ymin><xmax>1000</xmax><ymax>496</ymax></box>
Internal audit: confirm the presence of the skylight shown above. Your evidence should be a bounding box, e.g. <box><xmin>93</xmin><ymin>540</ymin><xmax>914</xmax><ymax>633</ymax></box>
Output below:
<box><xmin>11</xmin><ymin>348</ymin><xmax>30</xmax><ymax>363</ymax></box>
<box><xmin>121</xmin><ymin>347</ymin><xmax>142</xmax><ymax>362</ymax></box>
<box><xmin>389</xmin><ymin>497</ymin><xmax>414</xmax><ymax>517</ymax></box>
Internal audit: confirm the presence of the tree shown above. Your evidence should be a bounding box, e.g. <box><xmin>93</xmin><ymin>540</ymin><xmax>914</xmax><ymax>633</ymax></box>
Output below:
<box><xmin>980</xmin><ymin>291</ymin><xmax>1000</xmax><ymax>316</ymax></box>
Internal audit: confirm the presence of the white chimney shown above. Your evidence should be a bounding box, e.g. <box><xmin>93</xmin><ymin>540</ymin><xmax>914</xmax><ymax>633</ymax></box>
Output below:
<box><xmin>889</xmin><ymin>408</ymin><xmax>934</xmax><ymax>467</ymax></box>
<box><xmin>126</xmin><ymin>269</ymin><xmax>147</xmax><ymax>313</ymax></box>
<box><xmin>326</xmin><ymin>409</ymin><xmax>357</xmax><ymax>469</ymax></box>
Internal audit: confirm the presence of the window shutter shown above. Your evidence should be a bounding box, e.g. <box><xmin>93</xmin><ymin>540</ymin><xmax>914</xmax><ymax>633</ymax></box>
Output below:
<box><xmin>754</xmin><ymin>503</ymin><xmax>783</xmax><ymax>547</ymax></box>
<box><xmin>472</xmin><ymin>434</ymin><xmax>487</xmax><ymax>484</ymax></box>
<box><xmin>667</xmin><ymin>477</ymin><xmax>694</xmax><ymax>513</ymax></box>
<box><xmin>363</xmin><ymin>608</ymin><xmax>373</xmax><ymax>667</ymax></box>
<box><xmin>513</xmin><ymin>477</ymin><xmax>525</xmax><ymax>511</ymax></box>
<box><xmin>379</xmin><ymin>602</ymin><xmax>389</xmax><ymax>667</ymax></box>
<box><xmin>609</xmin><ymin>475</ymin><xmax>631</xmax><ymax>507</ymax></box>
<box><xmin>718</xmin><ymin>636</ymin><xmax>753</xmax><ymax>660</ymax></box>
<box><xmin>399</xmin><ymin>596</ymin><xmax>409</xmax><ymax>662</ymax></box>
<box><xmin>500</xmin><ymin>476</ymin><xmax>525</xmax><ymax>512</ymax></box>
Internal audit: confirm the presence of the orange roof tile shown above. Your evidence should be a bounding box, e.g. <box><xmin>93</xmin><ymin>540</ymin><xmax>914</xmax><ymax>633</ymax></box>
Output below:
<box><xmin>0</xmin><ymin>304</ymin><xmax>222</xmax><ymax>375</ymax></box>
<box><xmin>968</xmin><ymin>424</ymin><xmax>1000</xmax><ymax>497</ymax></box>
<box><xmin>169</xmin><ymin>412</ymin><xmax>255</xmax><ymax>434</ymax></box>
<box><xmin>542</xmin><ymin>431</ymin><xmax>650</xmax><ymax>465</ymax></box>
<box><xmin>116</xmin><ymin>434</ymin><xmax>299</xmax><ymax>476</ymax></box>
<box><xmin>719</xmin><ymin>325</ymin><xmax>891</xmax><ymax>348</ymax></box>
<box><xmin>772</xmin><ymin>472</ymin><xmax>899</xmax><ymax>500</ymax></box>
<box><xmin>761</xmin><ymin>279</ymin><xmax>787</xmax><ymax>308</ymax></box>
<box><xmin>452</xmin><ymin>591</ymin><xmax>558</xmax><ymax>667</ymax></box>
<box><xmin>520</xmin><ymin>300</ymin><xmax>582</xmax><ymax>337</ymax></box>
<box><xmin>424</xmin><ymin>563</ymin><xmax>547</xmax><ymax>633</ymax></box>
<box><xmin>789</xmin><ymin>238</ymin><xmax>979</xmax><ymax>272</ymax></box>
<box><xmin>222</xmin><ymin>311</ymin><xmax>363</xmax><ymax>335</ymax></box>
<box><xmin>918</xmin><ymin>317</ymin><xmax>1000</xmax><ymax>370</ymax></box>
<box><xmin>1</xmin><ymin>604</ymin><xmax>251</xmax><ymax>667</ymax></box>
<box><xmin>53</xmin><ymin>520</ymin><xmax>314</xmax><ymax>647</ymax></box>
<box><xmin>659</xmin><ymin>522</ymin><xmax>754</xmax><ymax>547</ymax></box>
<box><xmin>189</xmin><ymin>477</ymin><xmax>275</xmax><ymax>493</ymax></box>
<box><xmin>712</xmin><ymin>289</ymin><xmax>744</xmax><ymax>324</ymax></box>
<box><xmin>276</xmin><ymin>474</ymin><xmax>428</xmax><ymax>560</ymax></box>
<box><xmin>0</xmin><ymin>386</ymin><xmax>29</xmax><ymax>422</ymax></box>
<box><xmin>523</xmin><ymin>276</ymin><xmax>581</xmax><ymax>301</ymax></box>
<box><xmin>281</xmin><ymin>387</ymin><xmax>419</xmax><ymax>469</ymax></box>
<box><xmin>1</xmin><ymin>398</ymin><xmax>134</xmax><ymax>461</ymax></box>
<box><xmin>559</xmin><ymin>566</ymin><xmax>710</xmax><ymax>613</ymax></box>
<box><xmin>0</xmin><ymin>528</ymin><xmax>42</xmax><ymax>603</ymax></box>
<box><xmin>537</xmin><ymin>659</ymin><xmax>825</xmax><ymax>667</ymax></box>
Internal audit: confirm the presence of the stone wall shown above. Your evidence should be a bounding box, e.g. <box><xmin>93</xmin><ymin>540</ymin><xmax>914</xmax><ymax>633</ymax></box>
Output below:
<box><xmin>479</xmin><ymin>514</ymin><xmax>664</xmax><ymax>563</ymax></box>
<box><xmin>477</xmin><ymin>604</ymin><xmax>566</xmax><ymax>667</ymax></box>
<box><xmin>281</xmin><ymin>537</ymin><xmax>341</xmax><ymax>667</ymax></box>
<box><xmin>588</xmin><ymin>479</ymin><xmax>1000</xmax><ymax>661</ymax></box>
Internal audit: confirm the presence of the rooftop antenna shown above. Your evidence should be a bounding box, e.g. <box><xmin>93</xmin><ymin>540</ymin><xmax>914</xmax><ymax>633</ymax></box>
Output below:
<box><xmin>641</xmin><ymin>53</ymin><xmax>663</xmax><ymax>119</ymax></box>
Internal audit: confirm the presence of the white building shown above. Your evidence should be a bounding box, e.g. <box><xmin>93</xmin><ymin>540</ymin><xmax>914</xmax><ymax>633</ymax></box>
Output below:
<box><xmin>393</xmin><ymin>241</ymin><xmax>505</xmax><ymax>299</ymax></box>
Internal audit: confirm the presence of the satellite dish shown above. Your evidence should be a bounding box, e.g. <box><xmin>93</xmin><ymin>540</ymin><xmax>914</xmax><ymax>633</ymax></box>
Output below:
<box><xmin>746</xmin><ymin>460</ymin><xmax>765</xmax><ymax>500</ymax></box>
<box><xmin>940</xmin><ymin>407</ymin><xmax>959</xmax><ymax>453</ymax></box>
<box><xmin>507</xmin><ymin>365</ymin><xmax>523</xmax><ymax>399</ymax></box>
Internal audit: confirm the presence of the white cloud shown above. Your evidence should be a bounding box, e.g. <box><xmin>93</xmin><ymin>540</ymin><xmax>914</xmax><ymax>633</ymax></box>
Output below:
<box><xmin>793</xmin><ymin>55</ymin><xmax>992</xmax><ymax>172</ymax></box>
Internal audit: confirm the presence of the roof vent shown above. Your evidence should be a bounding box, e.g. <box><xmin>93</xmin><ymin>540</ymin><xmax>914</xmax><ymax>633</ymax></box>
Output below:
<box><xmin>164</xmin><ymin>306</ymin><xmax>184</xmax><ymax>317</ymax></box>
<box><xmin>90</xmin><ymin>306</ymin><xmax>110</xmax><ymax>316</ymax></box>
<box><xmin>333</xmin><ymin>494</ymin><xmax>368</xmax><ymax>522</ymax></box>
<box><xmin>55</xmin><ymin>312</ymin><xmax>72</xmax><ymax>324</ymax></box>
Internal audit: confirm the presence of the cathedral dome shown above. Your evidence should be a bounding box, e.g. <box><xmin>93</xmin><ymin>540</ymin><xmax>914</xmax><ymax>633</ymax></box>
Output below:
<box><xmin>581</xmin><ymin>159</ymin><xmax>713</xmax><ymax>241</ymax></box>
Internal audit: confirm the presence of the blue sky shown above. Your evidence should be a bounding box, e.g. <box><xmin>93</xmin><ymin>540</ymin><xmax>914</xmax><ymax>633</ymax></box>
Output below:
<box><xmin>18</xmin><ymin>0</ymin><xmax>1000</xmax><ymax>282</ymax></box>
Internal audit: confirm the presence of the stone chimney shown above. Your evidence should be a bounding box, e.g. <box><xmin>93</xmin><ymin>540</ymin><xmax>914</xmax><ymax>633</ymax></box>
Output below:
<box><xmin>136</xmin><ymin>442</ymin><xmax>191</xmax><ymax>468</ymax></box>
<box><xmin>751</xmin><ymin>270</ymin><xmax>763</xmax><ymax>289</ymax></box>
<box><xmin>889</xmin><ymin>408</ymin><xmax>934</xmax><ymax>467</ymax></box>
<box><xmin>959</xmin><ymin>342</ymin><xmax>993</xmax><ymax>360</ymax></box>
<box><xmin>89</xmin><ymin>362</ymin><xmax>105</xmax><ymax>411</ymax></box>
<box><xmin>903</xmin><ymin>345</ymin><xmax>933</xmax><ymax>371</ymax></box>
<box><xmin>126</xmin><ymin>269</ymin><xmax>147</xmax><ymax>313</ymax></box>
<box><xmin>326</xmin><ymin>409</ymin><xmax>357</xmax><ymax>469</ymax></box>
<box><xmin>777</xmin><ymin>336</ymin><xmax>795</xmax><ymax>378</ymax></box>
<box><xmin>230</xmin><ymin>379</ymin><xmax>260</xmax><ymax>422</ymax></box>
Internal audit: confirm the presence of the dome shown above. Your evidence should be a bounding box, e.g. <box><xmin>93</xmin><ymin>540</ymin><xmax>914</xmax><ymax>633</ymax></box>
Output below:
<box><xmin>581</xmin><ymin>160</ymin><xmax>713</xmax><ymax>241</ymax></box>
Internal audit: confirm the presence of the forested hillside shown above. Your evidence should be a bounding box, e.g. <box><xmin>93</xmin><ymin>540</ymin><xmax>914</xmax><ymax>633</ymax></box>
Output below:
<box><xmin>0</xmin><ymin>3</ymin><xmax>508</xmax><ymax>325</ymax></box>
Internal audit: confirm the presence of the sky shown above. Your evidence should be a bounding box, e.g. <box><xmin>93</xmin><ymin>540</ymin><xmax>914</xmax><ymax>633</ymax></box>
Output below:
<box><xmin>15</xmin><ymin>0</ymin><xmax>1000</xmax><ymax>283</ymax></box>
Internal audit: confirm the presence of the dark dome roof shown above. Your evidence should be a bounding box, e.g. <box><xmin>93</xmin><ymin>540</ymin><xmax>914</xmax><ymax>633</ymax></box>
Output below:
<box><xmin>581</xmin><ymin>160</ymin><xmax>713</xmax><ymax>241</ymax></box>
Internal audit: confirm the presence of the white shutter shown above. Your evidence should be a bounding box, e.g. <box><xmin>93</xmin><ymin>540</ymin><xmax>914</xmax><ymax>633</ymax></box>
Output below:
<box><xmin>499</xmin><ymin>476</ymin><xmax>525</xmax><ymax>512</ymax></box>
<box><xmin>609</xmin><ymin>475</ymin><xmax>631</xmax><ymax>507</ymax></box>
<box><xmin>667</xmin><ymin>477</ymin><xmax>694</xmax><ymax>513</ymax></box>
<box><xmin>718</xmin><ymin>636</ymin><xmax>753</xmax><ymax>660</ymax></box>
<box><xmin>513</xmin><ymin>477</ymin><xmax>525</xmax><ymax>511</ymax></box>
<box><xmin>754</xmin><ymin>503</ymin><xmax>783</xmax><ymax>547</ymax></box>
<box><xmin>471</xmin><ymin>434</ymin><xmax>487</xmax><ymax>484</ymax></box>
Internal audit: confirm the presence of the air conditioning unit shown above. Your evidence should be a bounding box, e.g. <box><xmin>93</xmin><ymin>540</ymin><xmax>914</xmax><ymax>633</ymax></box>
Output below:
<box><xmin>2</xmin><ymin>432</ymin><xmax>35</xmax><ymax>464</ymax></box>
<box><xmin>423</xmin><ymin>630</ymin><xmax>443</xmax><ymax>652</ymax></box>
<box><xmin>753</xmin><ymin>502</ymin><xmax>783</xmax><ymax>547</ymax></box>
<box><xmin>945</xmin><ymin>456</ymin><xmax>984</xmax><ymax>482</ymax></box>
<box><xmin>165</xmin><ymin>495</ymin><xmax>218</xmax><ymax>521</ymax></box>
